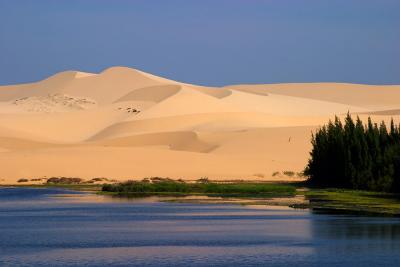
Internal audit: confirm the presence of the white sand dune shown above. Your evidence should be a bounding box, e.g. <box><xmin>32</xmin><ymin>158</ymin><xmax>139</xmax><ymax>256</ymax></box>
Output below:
<box><xmin>0</xmin><ymin>66</ymin><xmax>399</xmax><ymax>184</ymax></box>
<box><xmin>115</xmin><ymin>84</ymin><xmax>182</xmax><ymax>103</ymax></box>
<box><xmin>93</xmin><ymin>131</ymin><xmax>217</xmax><ymax>153</ymax></box>
<box><xmin>227</xmin><ymin>83</ymin><xmax>400</xmax><ymax>110</ymax></box>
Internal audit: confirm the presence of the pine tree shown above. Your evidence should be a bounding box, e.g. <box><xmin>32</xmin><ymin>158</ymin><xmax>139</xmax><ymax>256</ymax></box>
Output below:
<box><xmin>305</xmin><ymin>115</ymin><xmax>400</xmax><ymax>192</ymax></box>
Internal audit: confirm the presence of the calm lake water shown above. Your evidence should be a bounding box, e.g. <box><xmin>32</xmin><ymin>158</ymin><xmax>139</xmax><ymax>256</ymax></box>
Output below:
<box><xmin>1</xmin><ymin>188</ymin><xmax>400</xmax><ymax>267</ymax></box>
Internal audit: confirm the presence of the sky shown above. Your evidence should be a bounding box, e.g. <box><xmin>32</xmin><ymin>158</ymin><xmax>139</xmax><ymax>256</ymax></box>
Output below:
<box><xmin>0</xmin><ymin>0</ymin><xmax>399</xmax><ymax>86</ymax></box>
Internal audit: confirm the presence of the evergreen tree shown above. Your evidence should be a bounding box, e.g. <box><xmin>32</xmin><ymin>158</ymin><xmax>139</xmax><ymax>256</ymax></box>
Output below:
<box><xmin>305</xmin><ymin>115</ymin><xmax>400</xmax><ymax>192</ymax></box>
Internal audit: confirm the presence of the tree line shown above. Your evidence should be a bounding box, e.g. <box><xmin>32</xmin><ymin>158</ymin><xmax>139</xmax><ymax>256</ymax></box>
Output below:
<box><xmin>305</xmin><ymin>114</ymin><xmax>400</xmax><ymax>192</ymax></box>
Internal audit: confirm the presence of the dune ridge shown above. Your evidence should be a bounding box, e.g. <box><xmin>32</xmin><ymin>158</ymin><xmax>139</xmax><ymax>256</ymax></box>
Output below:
<box><xmin>1</xmin><ymin>66</ymin><xmax>399</xmax><ymax>184</ymax></box>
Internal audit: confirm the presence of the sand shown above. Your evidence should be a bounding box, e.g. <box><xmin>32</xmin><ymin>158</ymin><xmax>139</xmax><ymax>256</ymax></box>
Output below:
<box><xmin>0</xmin><ymin>66</ymin><xmax>399</xmax><ymax>184</ymax></box>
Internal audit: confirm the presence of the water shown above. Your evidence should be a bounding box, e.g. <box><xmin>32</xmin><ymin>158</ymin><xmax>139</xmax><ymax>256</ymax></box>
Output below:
<box><xmin>1</xmin><ymin>188</ymin><xmax>400</xmax><ymax>267</ymax></box>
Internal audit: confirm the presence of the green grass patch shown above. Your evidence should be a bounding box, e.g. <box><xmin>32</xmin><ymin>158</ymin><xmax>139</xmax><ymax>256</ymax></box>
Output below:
<box><xmin>102</xmin><ymin>181</ymin><xmax>296</xmax><ymax>198</ymax></box>
<box><xmin>305</xmin><ymin>188</ymin><xmax>400</xmax><ymax>216</ymax></box>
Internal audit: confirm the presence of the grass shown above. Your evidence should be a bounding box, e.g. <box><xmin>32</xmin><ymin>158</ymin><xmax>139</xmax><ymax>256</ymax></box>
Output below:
<box><xmin>101</xmin><ymin>181</ymin><xmax>297</xmax><ymax>198</ymax></box>
<box><xmin>6</xmin><ymin>178</ymin><xmax>400</xmax><ymax>216</ymax></box>
<box><xmin>304</xmin><ymin>188</ymin><xmax>400</xmax><ymax>216</ymax></box>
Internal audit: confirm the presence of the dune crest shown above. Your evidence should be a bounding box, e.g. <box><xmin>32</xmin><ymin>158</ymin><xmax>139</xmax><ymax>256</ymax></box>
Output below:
<box><xmin>115</xmin><ymin>85</ymin><xmax>182</xmax><ymax>103</ymax></box>
<box><xmin>1</xmin><ymin>66</ymin><xmax>399</xmax><ymax>183</ymax></box>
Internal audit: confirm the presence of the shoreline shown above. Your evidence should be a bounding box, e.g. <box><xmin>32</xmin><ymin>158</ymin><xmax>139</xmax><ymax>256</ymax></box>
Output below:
<box><xmin>3</xmin><ymin>182</ymin><xmax>400</xmax><ymax>216</ymax></box>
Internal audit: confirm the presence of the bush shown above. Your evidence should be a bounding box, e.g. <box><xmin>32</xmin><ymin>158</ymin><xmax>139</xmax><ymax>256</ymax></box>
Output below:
<box><xmin>17</xmin><ymin>178</ymin><xmax>29</xmax><ymax>183</ymax></box>
<box><xmin>91</xmin><ymin>177</ymin><xmax>108</xmax><ymax>182</ymax></box>
<box><xmin>283</xmin><ymin>171</ymin><xmax>295</xmax><ymax>177</ymax></box>
<box><xmin>46</xmin><ymin>177</ymin><xmax>83</xmax><ymax>184</ymax></box>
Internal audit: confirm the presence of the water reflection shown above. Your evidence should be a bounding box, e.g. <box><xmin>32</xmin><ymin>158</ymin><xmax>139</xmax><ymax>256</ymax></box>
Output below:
<box><xmin>310</xmin><ymin>214</ymin><xmax>400</xmax><ymax>257</ymax></box>
<box><xmin>1</xmin><ymin>187</ymin><xmax>400</xmax><ymax>267</ymax></box>
<box><xmin>312</xmin><ymin>216</ymin><xmax>400</xmax><ymax>240</ymax></box>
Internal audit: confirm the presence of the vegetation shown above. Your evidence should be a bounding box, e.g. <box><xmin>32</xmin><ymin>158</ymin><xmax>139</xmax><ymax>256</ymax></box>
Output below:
<box><xmin>196</xmin><ymin>177</ymin><xmax>210</xmax><ymax>184</ymax></box>
<box><xmin>9</xmin><ymin>176</ymin><xmax>400</xmax><ymax>215</ymax></box>
<box><xmin>46</xmin><ymin>177</ymin><xmax>83</xmax><ymax>184</ymax></box>
<box><xmin>30</xmin><ymin>178</ymin><xmax>44</xmax><ymax>182</ymax></box>
<box><xmin>305</xmin><ymin>114</ymin><xmax>400</xmax><ymax>192</ymax></box>
<box><xmin>283</xmin><ymin>171</ymin><xmax>295</xmax><ymax>177</ymax></box>
<box><xmin>102</xmin><ymin>179</ymin><xmax>296</xmax><ymax>197</ymax></box>
<box><xmin>17</xmin><ymin>178</ymin><xmax>29</xmax><ymax>183</ymax></box>
<box><xmin>305</xmin><ymin>189</ymin><xmax>400</xmax><ymax>216</ymax></box>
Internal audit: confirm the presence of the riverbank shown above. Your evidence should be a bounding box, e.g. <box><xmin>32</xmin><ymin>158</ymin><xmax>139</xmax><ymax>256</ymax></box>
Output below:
<box><xmin>3</xmin><ymin>181</ymin><xmax>400</xmax><ymax>216</ymax></box>
<box><xmin>304</xmin><ymin>189</ymin><xmax>400</xmax><ymax>216</ymax></box>
<box><xmin>100</xmin><ymin>180</ymin><xmax>400</xmax><ymax>216</ymax></box>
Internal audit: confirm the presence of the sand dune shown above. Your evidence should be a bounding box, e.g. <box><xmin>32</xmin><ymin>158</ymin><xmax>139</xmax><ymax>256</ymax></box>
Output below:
<box><xmin>221</xmin><ymin>90</ymin><xmax>367</xmax><ymax>116</ymax></box>
<box><xmin>0</xmin><ymin>66</ymin><xmax>399</xmax><ymax>184</ymax></box>
<box><xmin>0</xmin><ymin>137</ymin><xmax>62</xmax><ymax>150</ymax></box>
<box><xmin>93</xmin><ymin>131</ymin><xmax>217</xmax><ymax>153</ymax></box>
<box><xmin>115</xmin><ymin>85</ymin><xmax>181</xmax><ymax>103</ymax></box>
<box><xmin>227</xmin><ymin>83</ymin><xmax>400</xmax><ymax>110</ymax></box>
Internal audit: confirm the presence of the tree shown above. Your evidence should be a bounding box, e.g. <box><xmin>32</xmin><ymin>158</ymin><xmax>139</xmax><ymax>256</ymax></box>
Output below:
<box><xmin>305</xmin><ymin>115</ymin><xmax>400</xmax><ymax>192</ymax></box>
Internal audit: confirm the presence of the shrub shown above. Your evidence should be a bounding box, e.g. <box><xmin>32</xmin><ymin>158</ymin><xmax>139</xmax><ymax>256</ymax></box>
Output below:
<box><xmin>283</xmin><ymin>171</ymin><xmax>295</xmax><ymax>177</ymax></box>
<box><xmin>46</xmin><ymin>177</ymin><xmax>83</xmax><ymax>184</ymax></box>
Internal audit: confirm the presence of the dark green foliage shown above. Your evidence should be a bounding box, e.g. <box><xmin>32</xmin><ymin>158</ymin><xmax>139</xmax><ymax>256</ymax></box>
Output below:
<box><xmin>305</xmin><ymin>114</ymin><xmax>400</xmax><ymax>192</ymax></box>
<box><xmin>102</xmin><ymin>180</ymin><xmax>296</xmax><ymax>196</ymax></box>
<box><xmin>46</xmin><ymin>177</ymin><xmax>83</xmax><ymax>184</ymax></box>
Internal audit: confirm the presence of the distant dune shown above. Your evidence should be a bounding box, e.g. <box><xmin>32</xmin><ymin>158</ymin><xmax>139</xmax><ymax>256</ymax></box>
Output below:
<box><xmin>0</xmin><ymin>66</ymin><xmax>399</xmax><ymax>184</ymax></box>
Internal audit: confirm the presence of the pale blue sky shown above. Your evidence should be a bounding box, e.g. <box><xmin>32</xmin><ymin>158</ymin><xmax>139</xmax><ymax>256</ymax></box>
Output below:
<box><xmin>0</xmin><ymin>0</ymin><xmax>399</xmax><ymax>86</ymax></box>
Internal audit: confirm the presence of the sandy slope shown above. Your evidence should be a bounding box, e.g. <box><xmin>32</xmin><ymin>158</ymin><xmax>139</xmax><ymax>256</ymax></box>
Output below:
<box><xmin>0</xmin><ymin>66</ymin><xmax>399</xmax><ymax>184</ymax></box>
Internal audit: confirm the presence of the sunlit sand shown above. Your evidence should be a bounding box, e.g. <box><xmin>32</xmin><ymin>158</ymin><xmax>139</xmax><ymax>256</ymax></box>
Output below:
<box><xmin>1</xmin><ymin>66</ymin><xmax>399</xmax><ymax>184</ymax></box>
